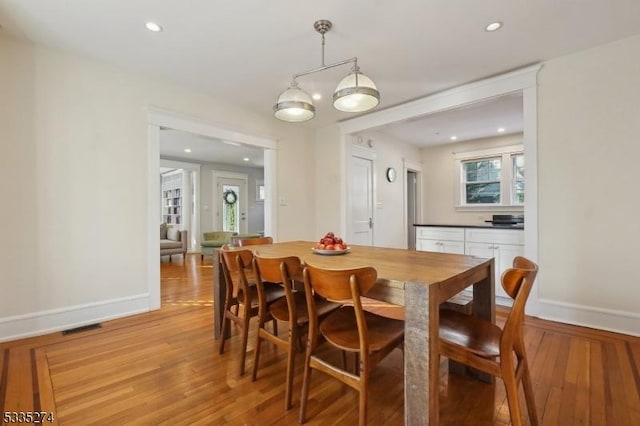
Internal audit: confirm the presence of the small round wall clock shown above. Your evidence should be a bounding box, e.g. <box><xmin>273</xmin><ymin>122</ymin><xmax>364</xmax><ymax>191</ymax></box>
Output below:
<box><xmin>386</xmin><ymin>167</ymin><xmax>396</xmax><ymax>182</ymax></box>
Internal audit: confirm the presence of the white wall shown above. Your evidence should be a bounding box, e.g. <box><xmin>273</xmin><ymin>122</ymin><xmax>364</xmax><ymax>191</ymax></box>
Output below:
<box><xmin>314</xmin><ymin>125</ymin><xmax>342</xmax><ymax>238</ymax></box>
<box><xmin>420</xmin><ymin>133</ymin><xmax>524</xmax><ymax>226</ymax></box>
<box><xmin>537</xmin><ymin>34</ymin><xmax>640</xmax><ymax>331</ymax></box>
<box><xmin>0</xmin><ymin>34</ymin><xmax>315</xmax><ymax>340</ymax></box>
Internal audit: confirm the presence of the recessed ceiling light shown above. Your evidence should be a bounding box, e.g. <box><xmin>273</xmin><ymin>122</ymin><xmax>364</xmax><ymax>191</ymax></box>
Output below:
<box><xmin>450</xmin><ymin>136</ymin><xmax>458</xmax><ymax>141</ymax></box>
<box><xmin>485</xmin><ymin>21</ymin><xmax>503</xmax><ymax>32</ymax></box>
<box><xmin>243</xmin><ymin>157</ymin><xmax>250</xmax><ymax>162</ymax></box>
<box><xmin>184</xmin><ymin>148</ymin><xmax>191</xmax><ymax>153</ymax></box>
<box><xmin>497</xmin><ymin>127</ymin><xmax>505</xmax><ymax>133</ymax></box>
<box><xmin>312</xmin><ymin>93</ymin><xmax>322</xmax><ymax>101</ymax></box>
<box><xmin>145</xmin><ymin>22</ymin><xmax>163</xmax><ymax>32</ymax></box>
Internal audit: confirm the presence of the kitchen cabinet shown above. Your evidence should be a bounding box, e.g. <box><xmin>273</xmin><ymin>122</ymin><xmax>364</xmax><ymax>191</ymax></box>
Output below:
<box><xmin>465</xmin><ymin>228</ymin><xmax>524</xmax><ymax>303</ymax></box>
<box><xmin>415</xmin><ymin>227</ymin><xmax>465</xmax><ymax>254</ymax></box>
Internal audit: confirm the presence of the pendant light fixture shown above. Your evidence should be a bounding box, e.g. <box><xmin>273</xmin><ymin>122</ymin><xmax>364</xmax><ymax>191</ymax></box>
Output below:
<box><xmin>273</xmin><ymin>20</ymin><xmax>380</xmax><ymax>122</ymax></box>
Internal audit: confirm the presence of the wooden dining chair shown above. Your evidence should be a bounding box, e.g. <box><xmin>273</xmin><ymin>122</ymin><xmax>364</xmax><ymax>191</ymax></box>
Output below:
<box><xmin>438</xmin><ymin>256</ymin><xmax>539</xmax><ymax>426</ymax></box>
<box><xmin>218</xmin><ymin>245</ymin><xmax>285</xmax><ymax>375</ymax></box>
<box><xmin>235</xmin><ymin>236</ymin><xmax>273</xmax><ymax>246</ymax></box>
<box><xmin>299</xmin><ymin>264</ymin><xmax>405</xmax><ymax>426</ymax></box>
<box><xmin>251</xmin><ymin>255</ymin><xmax>341</xmax><ymax>410</ymax></box>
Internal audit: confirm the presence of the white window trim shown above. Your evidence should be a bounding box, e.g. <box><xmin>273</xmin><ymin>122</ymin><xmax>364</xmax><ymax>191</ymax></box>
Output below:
<box><xmin>454</xmin><ymin>144</ymin><xmax>524</xmax><ymax>211</ymax></box>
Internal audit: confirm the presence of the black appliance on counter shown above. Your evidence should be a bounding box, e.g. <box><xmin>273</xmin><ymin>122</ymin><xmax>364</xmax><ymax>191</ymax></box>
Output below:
<box><xmin>485</xmin><ymin>214</ymin><xmax>524</xmax><ymax>227</ymax></box>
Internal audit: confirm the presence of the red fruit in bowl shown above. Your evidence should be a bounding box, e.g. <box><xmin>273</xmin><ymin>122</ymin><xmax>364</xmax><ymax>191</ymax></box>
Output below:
<box><xmin>323</xmin><ymin>237</ymin><xmax>335</xmax><ymax>245</ymax></box>
<box><xmin>334</xmin><ymin>243</ymin><xmax>344</xmax><ymax>250</ymax></box>
<box><xmin>324</xmin><ymin>244</ymin><xmax>335</xmax><ymax>250</ymax></box>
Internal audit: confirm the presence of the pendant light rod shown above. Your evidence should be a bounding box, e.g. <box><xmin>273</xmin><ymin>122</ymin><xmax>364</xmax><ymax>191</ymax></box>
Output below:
<box><xmin>292</xmin><ymin>57</ymin><xmax>358</xmax><ymax>81</ymax></box>
<box><xmin>291</xmin><ymin>19</ymin><xmax>358</xmax><ymax>81</ymax></box>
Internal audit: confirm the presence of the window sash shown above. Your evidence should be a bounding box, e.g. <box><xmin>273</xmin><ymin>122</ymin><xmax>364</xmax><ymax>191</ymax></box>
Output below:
<box><xmin>511</xmin><ymin>154</ymin><xmax>525</xmax><ymax>205</ymax></box>
<box><xmin>462</xmin><ymin>157</ymin><xmax>502</xmax><ymax>205</ymax></box>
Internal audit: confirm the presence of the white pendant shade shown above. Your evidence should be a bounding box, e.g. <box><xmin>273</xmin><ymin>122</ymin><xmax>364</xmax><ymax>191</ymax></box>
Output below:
<box><xmin>333</xmin><ymin>70</ymin><xmax>380</xmax><ymax>112</ymax></box>
<box><xmin>273</xmin><ymin>85</ymin><xmax>315</xmax><ymax>122</ymax></box>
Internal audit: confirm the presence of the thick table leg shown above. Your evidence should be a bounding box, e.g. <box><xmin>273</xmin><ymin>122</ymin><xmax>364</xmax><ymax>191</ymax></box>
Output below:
<box><xmin>212</xmin><ymin>249</ymin><xmax>229</xmax><ymax>340</ymax></box>
<box><xmin>470</xmin><ymin>259</ymin><xmax>495</xmax><ymax>383</ymax></box>
<box><xmin>405</xmin><ymin>281</ymin><xmax>439</xmax><ymax>425</ymax></box>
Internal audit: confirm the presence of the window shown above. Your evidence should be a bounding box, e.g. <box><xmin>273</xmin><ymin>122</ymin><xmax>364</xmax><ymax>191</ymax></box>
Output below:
<box><xmin>256</xmin><ymin>180</ymin><xmax>265</xmax><ymax>202</ymax></box>
<box><xmin>512</xmin><ymin>154</ymin><xmax>525</xmax><ymax>204</ymax></box>
<box><xmin>455</xmin><ymin>145</ymin><xmax>524</xmax><ymax>209</ymax></box>
<box><xmin>462</xmin><ymin>157</ymin><xmax>502</xmax><ymax>204</ymax></box>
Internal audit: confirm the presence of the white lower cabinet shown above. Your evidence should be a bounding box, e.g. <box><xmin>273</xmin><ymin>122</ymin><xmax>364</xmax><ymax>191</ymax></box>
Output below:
<box><xmin>415</xmin><ymin>226</ymin><xmax>524</xmax><ymax>306</ymax></box>
<box><xmin>415</xmin><ymin>227</ymin><xmax>465</xmax><ymax>254</ymax></box>
<box><xmin>465</xmin><ymin>228</ymin><xmax>524</xmax><ymax>305</ymax></box>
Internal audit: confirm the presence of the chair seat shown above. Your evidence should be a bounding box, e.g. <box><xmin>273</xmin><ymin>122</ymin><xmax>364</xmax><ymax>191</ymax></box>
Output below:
<box><xmin>243</xmin><ymin>282</ymin><xmax>285</xmax><ymax>308</ymax></box>
<box><xmin>320</xmin><ymin>306</ymin><xmax>404</xmax><ymax>352</ymax></box>
<box><xmin>439</xmin><ymin>309</ymin><xmax>501</xmax><ymax>358</ymax></box>
<box><xmin>269</xmin><ymin>292</ymin><xmax>340</xmax><ymax>324</ymax></box>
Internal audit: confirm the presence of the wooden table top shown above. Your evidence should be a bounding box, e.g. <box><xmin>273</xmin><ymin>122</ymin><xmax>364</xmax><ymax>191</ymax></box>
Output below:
<box><xmin>234</xmin><ymin>241</ymin><xmax>490</xmax><ymax>303</ymax></box>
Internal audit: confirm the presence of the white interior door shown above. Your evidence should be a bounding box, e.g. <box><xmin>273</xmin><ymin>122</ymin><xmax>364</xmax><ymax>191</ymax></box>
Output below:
<box><xmin>351</xmin><ymin>155</ymin><xmax>374</xmax><ymax>246</ymax></box>
<box><xmin>216</xmin><ymin>175</ymin><xmax>248</xmax><ymax>234</ymax></box>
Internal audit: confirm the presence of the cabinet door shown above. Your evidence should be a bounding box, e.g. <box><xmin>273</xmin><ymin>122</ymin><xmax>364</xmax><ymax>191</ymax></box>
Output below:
<box><xmin>465</xmin><ymin>242</ymin><xmax>494</xmax><ymax>259</ymax></box>
<box><xmin>416</xmin><ymin>239</ymin><xmax>441</xmax><ymax>252</ymax></box>
<box><xmin>441</xmin><ymin>240</ymin><xmax>465</xmax><ymax>254</ymax></box>
<box><xmin>466</xmin><ymin>242</ymin><xmax>507</xmax><ymax>298</ymax></box>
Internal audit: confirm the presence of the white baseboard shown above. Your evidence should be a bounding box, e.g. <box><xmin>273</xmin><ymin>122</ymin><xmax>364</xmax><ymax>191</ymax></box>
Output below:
<box><xmin>0</xmin><ymin>293</ymin><xmax>152</xmax><ymax>343</ymax></box>
<box><xmin>538</xmin><ymin>298</ymin><xmax>640</xmax><ymax>337</ymax></box>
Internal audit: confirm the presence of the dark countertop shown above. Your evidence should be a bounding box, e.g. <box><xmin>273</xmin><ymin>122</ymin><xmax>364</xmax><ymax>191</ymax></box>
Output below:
<box><xmin>414</xmin><ymin>223</ymin><xmax>524</xmax><ymax>230</ymax></box>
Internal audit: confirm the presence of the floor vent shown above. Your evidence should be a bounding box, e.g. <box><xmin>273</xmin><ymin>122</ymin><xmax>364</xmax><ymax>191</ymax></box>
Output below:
<box><xmin>62</xmin><ymin>323</ymin><xmax>102</xmax><ymax>335</ymax></box>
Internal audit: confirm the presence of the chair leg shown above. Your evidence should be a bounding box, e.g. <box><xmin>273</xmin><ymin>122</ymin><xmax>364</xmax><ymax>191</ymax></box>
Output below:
<box><xmin>521</xmin><ymin>361</ymin><xmax>539</xmax><ymax>425</ymax></box>
<box><xmin>284</xmin><ymin>330</ymin><xmax>296</xmax><ymax>410</ymax></box>
<box><xmin>252</xmin><ymin>328</ymin><xmax>264</xmax><ymax>382</ymax></box>
<box><xmin>299</xmin><ymin>357</ymin><xmax>312</xmax><ymax>424</ymax></box>
<box><xmin>358</xmin><ymin>367</ymin><xmax>368</xmax><ymax>426</ymax></box>
<box><xmin>501</xmin><ymin>361</ymin><xmax>524</xmax><ymax>426</ymax></box>
<box><xmin>218</xmin><ymin>313</ymin><xmax>229</xmax><ymax>355</ymax></box>
<box><xmin>239</xmin><ymin>312</ymin><xmax>251</xmax><ymax>376</ymax></box>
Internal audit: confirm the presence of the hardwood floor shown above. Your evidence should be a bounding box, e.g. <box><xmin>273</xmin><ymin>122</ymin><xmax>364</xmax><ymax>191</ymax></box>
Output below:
<box><xmin>1</xmin><ymin>254</ymin><xmax>639</xmax><ymax>425</ymax></box>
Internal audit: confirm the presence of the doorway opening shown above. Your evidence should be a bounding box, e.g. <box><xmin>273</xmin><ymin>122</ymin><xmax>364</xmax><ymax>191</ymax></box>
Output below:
<box><xmin>406</xmin><ymin>170</ymin><xmax>418</xmax><ymax>250</ymax></box>
<box><xmin>147</xmin><ymin>108</ymin><xmax>277</xmax><ymax>311</ymax></box>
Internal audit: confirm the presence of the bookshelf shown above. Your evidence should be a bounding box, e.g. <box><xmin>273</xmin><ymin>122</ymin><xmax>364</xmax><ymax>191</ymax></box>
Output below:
<box><xmin>161</xmin><ymin>171</ymin><xmax>183</xmax><ymax>225</ymax></box>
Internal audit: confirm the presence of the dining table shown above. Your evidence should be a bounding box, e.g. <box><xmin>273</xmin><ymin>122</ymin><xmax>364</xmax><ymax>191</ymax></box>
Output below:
<box><xmin>212</xmin><ymin>240</ymin><xmax>494</xmax><ymax>425</ymax></box>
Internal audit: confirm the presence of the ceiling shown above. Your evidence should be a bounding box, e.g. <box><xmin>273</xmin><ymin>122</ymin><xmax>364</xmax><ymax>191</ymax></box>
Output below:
<box><xmin>159</xmin><ymin>129</ymin><xmax>265</xmax><ymax>166</ymax></box>
<box><xmin>2</xmin><ymin>1</ymin><xmax>640</xmax><ymax>150</ymax></box>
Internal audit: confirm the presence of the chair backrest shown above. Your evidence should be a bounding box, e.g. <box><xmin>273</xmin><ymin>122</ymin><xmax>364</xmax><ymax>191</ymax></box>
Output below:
<box><xmin>500</xmin><ymin>256</ymin><xmax>538</xmax><ymax>353</ymax></box>
<box><xmin>236</xmin><ymin>236</ymin><xmax>273</xmax><ymax>247</ymax></box>
<box><xmin>220</xmin><ymin>246</ymin><xmax>254</xmax><ymax>301</ymax></box>
<box><xmin>253</xmin><ymin>255</ymin><xmax>302</xmax><ymax>286</ymax></box>
<box><xmin>253</xmin><ymin>255</ymin><xmax>303</xmax><ymax>319</ymax></box>
<box><xmin>303</xmin><ymin>264</ymin><xmax>377</xmax><ymax>351</ymax></box>
<box><xmin>303</xmin><ymin>264</ymin><xmax>377</xmax><ymax>301</ymax></box>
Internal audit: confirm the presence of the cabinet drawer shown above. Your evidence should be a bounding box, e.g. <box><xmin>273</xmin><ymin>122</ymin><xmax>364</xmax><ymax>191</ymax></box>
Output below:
<box><xmin>416</xmin><ymin>227</ymin><xmax>465</xmax><ymax>242</ymax></box>
<box><xmin>464</xmin><ymin>228</ymin><xmax>524</xmax><ymax>245</ymax></box>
